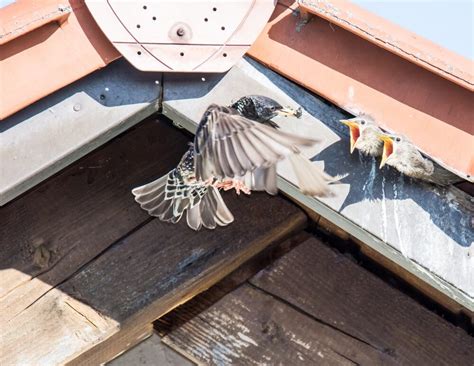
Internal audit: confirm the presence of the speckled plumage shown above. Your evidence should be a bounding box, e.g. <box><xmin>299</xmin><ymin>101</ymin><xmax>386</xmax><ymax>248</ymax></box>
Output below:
<box><xmin>131</xmin><ymin>142</ymin><xmax>229</xmax><ymax>230</ymax></box>
<box><xmin>231</xmin><ymin>95</ymin><xmax>282</xmax><ymax>127</ymax></box>
<box><xmin>132</xmin><ymin>98</ymin><xmax>320</xmax><ymax>230</ymax></box>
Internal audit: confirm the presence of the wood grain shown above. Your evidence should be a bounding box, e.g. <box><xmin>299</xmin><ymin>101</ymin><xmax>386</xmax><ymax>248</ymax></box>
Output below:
<box><xmin>162</xmin><ymin>284</ymin><xmax>395</xmax><ymax>365</ymax></box>
<box><xmin>0</xmin><ymin>118</ymin><xmax>190</xmax><ymax>323</ymax></box>
<box><xmin>1</xmin><ymin>115</ymin><xmax>306</xmax><ymax>364</ymax></box>
<box><xmin>250</xmin><ymin>238</ymin><xmax>474</xmax><ymax>365</ymax></box>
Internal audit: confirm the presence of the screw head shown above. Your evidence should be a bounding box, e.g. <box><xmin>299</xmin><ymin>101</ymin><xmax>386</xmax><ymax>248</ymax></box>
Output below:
<box><xmin>73</xmin><ymin>103</ymin><xmax>81</xmax><ymax>111</ymax></box>
<box><xmin>176</xmin><ymin>27</ymin><xmax>185</xmax><ymax>36</ymax></box>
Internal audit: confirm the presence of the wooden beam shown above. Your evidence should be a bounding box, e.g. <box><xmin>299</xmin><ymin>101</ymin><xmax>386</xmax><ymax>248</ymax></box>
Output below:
<box><xmin>0</xmin><ymin>119</ymin><xmax>189</xmax><ymax>323</ymax></box>
<box><xmin>0</xmin><ymin>117</ymin><xmax>306</xmax><ymax>364</ymax></box>
<box><xmin>160</xmin><ymin>238</ymin><xmax>474</xmax><ymax>365</ymax></box>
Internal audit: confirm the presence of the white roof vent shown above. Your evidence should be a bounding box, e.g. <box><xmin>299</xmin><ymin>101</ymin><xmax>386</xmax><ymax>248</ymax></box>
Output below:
<box><xmin>85</xmin><ymin>0</ymin><xmax>276</xmax><ymax>72</ymax></box>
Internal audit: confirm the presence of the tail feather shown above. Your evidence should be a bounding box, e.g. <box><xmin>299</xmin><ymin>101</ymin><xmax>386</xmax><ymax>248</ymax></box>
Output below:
<box><xmin>131</xmin><ymin>175</ymin><xmax>167</xmax><ymax>196</ymax></box>
<box><xmin>288</xmin><ymin>153</ymin><xmax>346</xmax><ymax>197</ymax></box>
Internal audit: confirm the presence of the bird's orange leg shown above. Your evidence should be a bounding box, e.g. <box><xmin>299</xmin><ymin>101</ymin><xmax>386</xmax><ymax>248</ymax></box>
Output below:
<box><xmin>214</xmin><ymin>179</ymin><xmax>251</xmax><ymax>195</ymax></box>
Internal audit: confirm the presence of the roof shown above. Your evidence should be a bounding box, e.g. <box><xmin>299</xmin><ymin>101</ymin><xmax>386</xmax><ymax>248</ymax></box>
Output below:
<box><xmin>248</xmin><ymin>0</ymin><xmax>474</xmax><ymax>179</ymax></box>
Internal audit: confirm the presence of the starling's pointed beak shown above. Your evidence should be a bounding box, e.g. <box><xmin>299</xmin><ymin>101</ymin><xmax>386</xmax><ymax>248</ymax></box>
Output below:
<box><xmin>340</xmin><ymin>119</ymin><xmax>360</xmax><ymax>154</ymax></box>
<box><xmin>277</xmin><ymin>106</ymin><xmax>302</xmax><ymax>118</ymax></box>
<box><xmin>379</xmin><ymin>134</ymin><xmax>394</xmax><ymax>168</ymax></box>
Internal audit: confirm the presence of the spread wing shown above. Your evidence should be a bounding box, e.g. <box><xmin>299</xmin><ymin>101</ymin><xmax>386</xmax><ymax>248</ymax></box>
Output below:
<box><xmin>194</xmin><ymin>105</ymin><xmax>318</xmax><ymax>182</ymax></box>
<box><xmin>132</xmin><ymin>169</ymin><xmax>206</xmax><ymax>224</ymax></box>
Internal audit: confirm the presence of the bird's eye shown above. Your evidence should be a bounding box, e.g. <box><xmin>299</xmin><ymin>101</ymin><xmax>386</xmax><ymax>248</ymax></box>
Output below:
<box><xmin>360</xmin><ymin>120</ymin><xmax>366</xmax><ymax>125</ymax></box>
<box><xmin>396</xmin><ymin>137</ymin><xmax>401</xmax><ymax>142</ymax></box>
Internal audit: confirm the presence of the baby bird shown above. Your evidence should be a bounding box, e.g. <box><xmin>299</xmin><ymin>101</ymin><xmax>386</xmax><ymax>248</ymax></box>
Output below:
<box><xmin>378</xmin><ymin>133</ymin><xmax>463</xmax><ymax>186</ymax></box>
<box><xmin>132</xmin><ymin>103</ymin><xmax>319</xmax><ymax>230</ymax></box>
<box><xmin>379</xmin><ymin>133</ymin><xmax>434</xmax><ymax>179</ymax></box>
<box><xmin>340</xmin><ymin>116</ymin><xmax>383</xmax><ymax>157</ymax></box>
<box><xmin>233</xmin><ymin>95</ymin><xmax>344</xmax><ymax>197</ymax></box>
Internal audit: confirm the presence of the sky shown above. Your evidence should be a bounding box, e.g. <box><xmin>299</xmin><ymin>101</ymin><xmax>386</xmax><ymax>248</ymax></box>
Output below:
<box><xmin>352</xmin><ymin>0</ymin><xmax>474</xmax><ymax>60</ymax></box>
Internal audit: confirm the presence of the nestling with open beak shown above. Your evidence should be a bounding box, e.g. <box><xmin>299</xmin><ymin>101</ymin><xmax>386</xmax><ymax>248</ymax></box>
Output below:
<box><xmin>378</xmin><ymin>133</ymin><xmax>463</xmax><ymax>185</ymax></box>
<box><xmin>232</xmin><ymin>95</ymin><xmax>345</xmax><ymax>197</ymax></box>
<box><xmin>340</xmin><ymin>116</ymin><xmax>383</xmax><ymax>157</ymax></box>
<box><xmin>132</xmin><ymin>102</ymin><xmax>319</xmax><ymax>230</ymax></box>
<box><xmin>379</xmin><ymin>133</ymin><xmax>435</xmax><ymax>180</ymax></box>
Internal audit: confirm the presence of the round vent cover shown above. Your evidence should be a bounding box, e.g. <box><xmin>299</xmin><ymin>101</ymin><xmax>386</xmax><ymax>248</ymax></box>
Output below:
<box><xmin>85</xmin><ymin>0</ymin><xmax>276</xmax><ymax>72</ymax></box>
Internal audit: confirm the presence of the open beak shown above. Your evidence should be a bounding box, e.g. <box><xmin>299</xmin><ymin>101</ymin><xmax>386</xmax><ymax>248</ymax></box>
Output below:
<box><xmin>379</xmin><ymin>134</ymin><xmax>394</xmax><ymax>168</ymax></box>
<box><xmin>277</xmin><ymin>106</ymin><xmax>302</xmax><ymax>118</ymax></box>
<box><xmin>340</xmin><ymin>120</ymin><xmax>360</xmax><ymax>153</ymax></box>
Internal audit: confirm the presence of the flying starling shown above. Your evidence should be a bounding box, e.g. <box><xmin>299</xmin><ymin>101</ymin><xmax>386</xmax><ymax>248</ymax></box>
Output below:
<box><xmin>132</xmin><ymin>103</ymin><xmax>319</xmax><ymax>230</ymax></box>
<box><xmin>232</xmin><ymin>95</ymin><xmax>344</xmax><ymax>197</ymax></box>
<box><xmin>340</xmin><ymin>115</ymin><xmax>383</xmax><ymax>156</ymax></box>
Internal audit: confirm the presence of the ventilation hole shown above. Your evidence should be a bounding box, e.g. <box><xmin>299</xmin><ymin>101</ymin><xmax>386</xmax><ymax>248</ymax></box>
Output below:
<box><xmin>137</xmin><ymin>51</ymin><xmax>142</xmax><ymax>55</ymax></box>
<box><xmin>143</xmin><ymin>5</ymin><xmax>147</xmax><ymax>10</ymax></box>
<box><xmin>221</xmin><ymin>26</ymin><xmax>225</xmax><ymax>30</ymax></box>
<box><xmin>223</xmin><ymin>53</ymin><xmax>227</xmax><ymax>57</ymax></box>
<box><xmin>180</xmin><ymin>52</ymin><xmax>184</xmax><ymax>56</ymax></box>
<box><xmin>213</xmin><ymin>7</ymin><xmax>217</xmax><ymax>11</ymax></box>
<box><xmin>152</xmin><ymin>16</ymin><xmax>156</xmax><ymax>20</ymax></box>
<box><xmin>204</xmin><ymin>18</ymin><xmax>208</xmax><ymax>22</ymax></box>
<box><xmin>137</xmin><ymin>24</ymin><xmax>141</xmax><ymax>28</ymax></box>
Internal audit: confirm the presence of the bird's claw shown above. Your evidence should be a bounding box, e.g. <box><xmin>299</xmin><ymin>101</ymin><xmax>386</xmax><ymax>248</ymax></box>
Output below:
<box><xmin>214</xmin><ymin>179</ymin><xmax>251</xmax><ymax>195</ymax></box>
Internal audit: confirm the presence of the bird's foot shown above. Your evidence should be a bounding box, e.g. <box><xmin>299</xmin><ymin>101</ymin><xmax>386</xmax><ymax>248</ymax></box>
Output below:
<box><xmin>214</xmin><ymin>179</ymin><xmax>251</xmax><ymax>195</ymax></box>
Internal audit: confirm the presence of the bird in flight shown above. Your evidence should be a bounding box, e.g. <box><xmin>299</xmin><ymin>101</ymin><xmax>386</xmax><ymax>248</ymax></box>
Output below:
<box><xmin>132</xmin><ymin>101</ymin><xmax>319</xmax><ymax>230</ymax></box>
<box><xmin>232</xmin><ymin>95</ymin><xmax>345</xmax><ymax>197</ymax></box>
<box><xmin>340</xmin><ymin>115</ymin><xmax>383</xmax><ymax>157</ymax></box>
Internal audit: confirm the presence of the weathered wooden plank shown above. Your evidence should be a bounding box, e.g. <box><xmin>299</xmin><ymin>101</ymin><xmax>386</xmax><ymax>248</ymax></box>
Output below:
<box><xmin>69</xmin><ymin>323</ymin><xmax>154</xmax><ymax>366</ymax></box>
<box><xmin>0</xmin><ymin>59</ymin><xmax>162</xmax><ymax>205</ymax></box>
<box><xmin>0</xmin><ymin>119</ymin><xmax>190</xmax><ymax>323</ymax></box>
<box><xmin>162</xmin><ymin>56</ymin><xmax>474</xmax><ymax>311</ymax></box>
<box><xmin>250</xmin><ymin>238</ymin><xmax>474</xmax><ymax>365</ymax></box>
<box><xmin>161</xmin><ymin>284</ymin><xmax>395</xmax><ymax>365</ymax></box>
<box><xmin>155</xmin><ymin>232</ymin><xmax>312</xmax><ymax>336</ymax></box>
<box><xmin>108</xmin><ymin>333</ymin><xmax>194</xmax><ymax>366</ymax></box>
<box><xmin>1</xmin><ymin>164</ymin><xmax>306</xmax><ymax>363</ymax></box>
